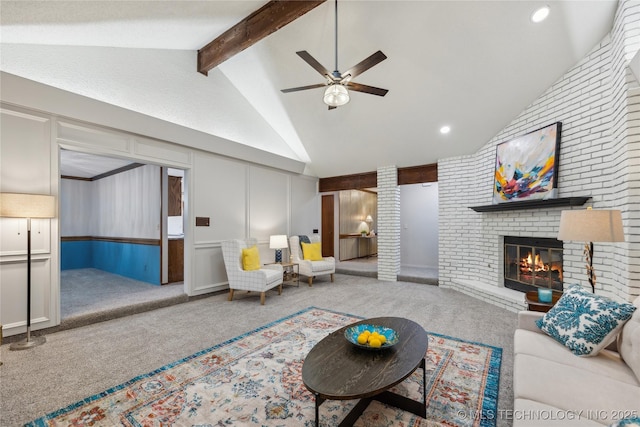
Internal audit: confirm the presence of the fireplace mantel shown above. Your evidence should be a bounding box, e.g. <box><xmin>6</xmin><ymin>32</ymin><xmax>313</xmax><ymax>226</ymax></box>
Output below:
<box><xmin>470</xmin><ymin>197</ymin><xmax>590</xmax><ymax>213</ymax></box>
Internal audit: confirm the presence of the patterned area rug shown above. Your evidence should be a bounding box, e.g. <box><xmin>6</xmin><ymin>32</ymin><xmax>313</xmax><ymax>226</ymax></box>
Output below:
<box><xmin>27</xmin><ymin>307</ymin><xmax>501</xmax><ymax>427</ymax></box>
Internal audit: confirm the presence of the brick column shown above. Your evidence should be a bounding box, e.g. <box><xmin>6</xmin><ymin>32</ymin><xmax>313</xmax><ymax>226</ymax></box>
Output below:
<box><xmin>377</xmin><ymin>165</ymin><xmax>400</xmax><ymax>281</ymax></box>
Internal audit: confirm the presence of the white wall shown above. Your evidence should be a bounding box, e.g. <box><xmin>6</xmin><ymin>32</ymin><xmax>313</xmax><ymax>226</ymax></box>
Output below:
<box><xmin>400</xmin><ymin>183</ymin><xmax>438</xmax><ymax>269</ymax></box>
<box><xmin>60</xmin><ymin>179</ymin><xmax>93</xmax><ymax>236</ymax></box>
<box><xmin>61</xmin><ymin>165</ymin><xmax>162</xmax><ymax>239</ymax></box>
<box><xmin>1</xmin><ymin>80</ymin><xmax>319</xmax><ymax>336</ymax></box>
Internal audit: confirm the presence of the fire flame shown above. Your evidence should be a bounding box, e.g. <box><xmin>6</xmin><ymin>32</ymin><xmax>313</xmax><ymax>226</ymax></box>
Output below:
<box><xmin>520</xmin><ymin>252</ymin><xmax>548</xmax><ymax>273</ymax></box>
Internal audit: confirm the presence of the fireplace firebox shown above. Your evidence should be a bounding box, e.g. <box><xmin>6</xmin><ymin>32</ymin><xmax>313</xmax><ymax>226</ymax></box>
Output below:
<box><xmin>504</xmin><ymin>236</ymin><xmax>563</xmax><ymax>293</ymax></box>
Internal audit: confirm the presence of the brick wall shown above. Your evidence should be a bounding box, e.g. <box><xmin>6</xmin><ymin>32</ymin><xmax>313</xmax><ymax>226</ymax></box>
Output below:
<box><xmin>377</xmin><ymin>165</ymin><xmax>400</xmax><ymax>281</ymax></box>
<box><xmin>439</xmin><ymin>1</ymin><xmax>640</xmax><ymax>309</ymax></box>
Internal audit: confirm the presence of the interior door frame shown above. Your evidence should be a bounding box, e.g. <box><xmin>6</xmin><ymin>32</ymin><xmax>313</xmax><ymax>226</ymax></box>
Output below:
<box><xmin>58</xmin><ymin>143</ymin><xmax>191</xmax><ymax>299</ymax></box>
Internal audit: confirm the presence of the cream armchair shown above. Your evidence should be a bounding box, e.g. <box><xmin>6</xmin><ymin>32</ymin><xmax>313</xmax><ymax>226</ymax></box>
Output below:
<box><xmin>221</xmin><ymin>239</ymin><xmax>283</xmax><ymax>305</ymax></box>
<box><xmin>289</xmin><ymin>235</ymin><xmax>335</xmax><ymax>286</ymax></box>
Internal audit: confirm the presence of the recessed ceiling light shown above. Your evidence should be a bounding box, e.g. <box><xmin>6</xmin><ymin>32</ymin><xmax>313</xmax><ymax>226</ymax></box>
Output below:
<box><xmin>440</xmin><ymin>126</ymin><xmax>451</xmax><ymax>134</ymax></box>
<box><xmin>531</xmin><ymin>6</ymin><xmax>550</xmax><ymax>23</ymax></box>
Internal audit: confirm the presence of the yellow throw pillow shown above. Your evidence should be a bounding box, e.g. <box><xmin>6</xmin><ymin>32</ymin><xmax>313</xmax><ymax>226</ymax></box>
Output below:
<box><xmin>242</xmin><ymin>245</ymin><xmax>261</xmax><ymax>271</ymax></box>
<box><xmin>301</xmin><ymin>242</ymin><xmax>323</xmax><ymax>261</ymax></box>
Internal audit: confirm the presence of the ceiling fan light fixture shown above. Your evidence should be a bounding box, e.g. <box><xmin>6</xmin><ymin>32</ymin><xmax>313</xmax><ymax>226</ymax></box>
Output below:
<box><xmin>323</xmin><ymin>84</ymin><xmax>350</xmax><ymax>107</ymax></box>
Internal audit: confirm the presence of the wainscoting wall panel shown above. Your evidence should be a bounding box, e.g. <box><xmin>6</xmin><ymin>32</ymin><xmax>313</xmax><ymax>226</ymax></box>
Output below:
<box><xmin>0</xmin><ymin>257</ymin><xmax>52</xmax><ymax>330</ymax></box>
<box><xmin>61</xmin><ymin>238</ymin><xmax>161</xmax><ymax>285</ymax></box>
<box><xmin>92</xmin><ymin>240</ymin><xmax>160</xmax><ymax>284</ymax></box>
<box><xmin>193</xmin><ymin>244</ymin><xmax>228</xmax><ymax>295</ymax></box>
<box><xmin>290</xmin><ymin>175</ymin><xmax>320</xmax><ymax>236</ymax></box>
<box><xmin>0</xmin><ymin>105</ymin><xmax>56</xmax><ymax>335</ymax></box>
<box><xmin>193</xmin><ymin>153</ymin><xmax>247</xmax><ymax>242</ymax></box>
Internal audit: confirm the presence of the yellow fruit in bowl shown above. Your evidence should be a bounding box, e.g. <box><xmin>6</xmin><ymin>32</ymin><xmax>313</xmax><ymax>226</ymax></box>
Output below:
<box><xmin>378</xmin><ymin>335</ymin><xmax>387</xmax><ymax>344</ymax></box>
<box><xmin>357</xmin><ymin>333</ymin><xmax>368</xmax><ymax>345</ymax></box>
<box><xmin>369</xmin><ymin>338</ymin><xmax>382</xmax><ymax>348</ymax></box>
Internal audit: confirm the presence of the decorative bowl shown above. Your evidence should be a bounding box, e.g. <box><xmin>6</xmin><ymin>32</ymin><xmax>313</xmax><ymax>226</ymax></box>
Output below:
<box><xmin>344</xmin><ymin>324</ymin><xmax>399</xmax><ymax>350</ymax></box>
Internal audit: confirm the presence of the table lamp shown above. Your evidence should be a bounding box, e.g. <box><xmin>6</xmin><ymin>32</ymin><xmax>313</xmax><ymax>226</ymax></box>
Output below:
<box><xmin>557</xmin><ymin>208</ymin><xmax>624</xmax><ymax>293</ymax></box>
<box><xmin>0</xmin><ymin>192</ymin><xmax>56</xmax><ymax>350</ymax></box>
<box><xmin>269</xmin><ymin>235</ymin><xmax>288</xmax><ymax>263</ymax></box>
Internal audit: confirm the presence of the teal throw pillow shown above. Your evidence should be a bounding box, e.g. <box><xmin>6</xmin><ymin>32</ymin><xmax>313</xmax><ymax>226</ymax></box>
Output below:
<box><xmin>535</xmin><ymin>284</ymin><xmax>636</xmax><ymax>356</ymax></box>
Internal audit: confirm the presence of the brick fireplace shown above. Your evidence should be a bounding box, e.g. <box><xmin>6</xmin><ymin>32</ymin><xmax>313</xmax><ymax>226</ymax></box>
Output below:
<box><xmin>436</xmin><ymin>2</ymin><xmax>640</xmax><ymax>311</ymax></box>
<box><xmin>504</xmin><ymin>236</ymin><xmax>563</xmax><ymax>293</ymax></box>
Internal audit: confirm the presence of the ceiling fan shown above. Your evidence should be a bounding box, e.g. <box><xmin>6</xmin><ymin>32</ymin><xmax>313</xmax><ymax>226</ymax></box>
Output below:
<box><xmin>280</xmin><ymin>0</ymin><xmax>388</xmax><ymax>110</ymax></box>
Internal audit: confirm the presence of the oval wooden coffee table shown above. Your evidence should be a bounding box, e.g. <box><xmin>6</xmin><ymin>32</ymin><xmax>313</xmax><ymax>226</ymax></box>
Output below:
<box><xmin>302</xmin><ymin>317</ymin><xmax>428</xmax><ymax>427</ymax></box>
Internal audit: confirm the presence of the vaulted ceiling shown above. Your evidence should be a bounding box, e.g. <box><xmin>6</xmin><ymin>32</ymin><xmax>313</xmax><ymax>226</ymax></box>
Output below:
<box><xmin>0</xmin><ymin>1</ymin><xmax>618</xmax><ymax>178</ymax></box>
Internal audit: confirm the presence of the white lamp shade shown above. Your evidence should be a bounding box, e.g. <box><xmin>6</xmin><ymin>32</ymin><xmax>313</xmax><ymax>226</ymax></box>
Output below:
<box><xmin>357</xmin><ymin>221</ymin><xmax>369</xmax><ymax>234</ymax></box>
<box><xmin>0</xmin><ymin>193</ymin><xmax>55</xmax><ymax>218</ymax></box>
<box><xmin>365</xmin><ymin>215</ymin><xmax>373</xmax><ymax>223</ymax></box>
<box><xmin>269</xmin><ymin>235</ymin><xmax>289</xmax><ymax>249</ymax></box>
<box><xmin>323</xmin><ymin>84</ymin><xmax>350</xmax><ymax>107</ymax></box>
<box><xmin>557</xmin><ymin>209</ymin><xmax>624</xmax><ymax>242</ymax></box>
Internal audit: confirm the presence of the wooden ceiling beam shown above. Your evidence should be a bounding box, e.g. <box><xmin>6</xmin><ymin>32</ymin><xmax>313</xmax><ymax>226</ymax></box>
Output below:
<box><xmin>319</xmin><ymin>172</ymin><xmax>378</xmax><ymax>193</ymax></box>
<box><xmin>397</xmin><ymin>164</ymin><xmax>438</xmax><ymax>185</ymax></box>
<box><xmin>198</xmin><ymin>0</ymin><xmax>326</xmax><ymax>75</ymax></box>
<box><xmin>319</xmin><ymin>164</ymin><xmax>439</xmax><ymax>192</ymax></box>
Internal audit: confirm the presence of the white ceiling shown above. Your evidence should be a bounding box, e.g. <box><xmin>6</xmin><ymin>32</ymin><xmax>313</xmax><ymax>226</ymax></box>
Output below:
<box><xmin>0</xmin><ymin>0</ymin><xmax>618</xmax><ymax>178</ymax></box>
<box><xmin>59</xmin><ymin>150</ymin><xmax>135</xmax><ymax>179</ymax></box>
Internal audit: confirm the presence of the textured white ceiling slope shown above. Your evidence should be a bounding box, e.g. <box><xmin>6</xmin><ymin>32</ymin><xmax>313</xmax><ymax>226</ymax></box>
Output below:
<box><xmin>0</xmin><ymin>1</ymin><xmax>618</xmax><ymax>178</ymax></box>
<box><xmin>0</xmin><ymin>44</ymin><xmax>301</xmax><ymax>162</ymax></box>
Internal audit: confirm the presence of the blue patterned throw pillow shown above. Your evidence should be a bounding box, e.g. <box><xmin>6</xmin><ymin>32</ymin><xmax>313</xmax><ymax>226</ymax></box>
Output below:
<box><xmin>536</xmin><ymin>284</ymin><xmax>636</xmax><ymax>356</ymax></box>
<box><xmin>610</xmin><ymin>417</ymin><xmax>640</xmax><ymax>427</ymax></box>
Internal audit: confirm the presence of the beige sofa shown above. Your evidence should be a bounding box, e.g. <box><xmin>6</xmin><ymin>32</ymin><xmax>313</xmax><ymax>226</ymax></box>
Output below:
<box><xmin>513</xmin><ymin>295</ymin><xmax>640</xmax><ymax>426</ymax></box>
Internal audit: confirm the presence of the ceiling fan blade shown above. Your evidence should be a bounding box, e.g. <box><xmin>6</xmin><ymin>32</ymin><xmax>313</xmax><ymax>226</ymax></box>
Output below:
<box><xmin>345</xmin><ymin>82</ymin><xmax>389</xmax><ymax>97</ymax></box>
<box><xmin>342</xmin><ymin>51</ymin><xmax>387</xmax><ymax>80</ymax></box>
<box><xmin>296</xmin><ymin>51</ymin><xmax>332</xmax><ymax>79</ymax></box>
<box><xmin>281</xmin><ymin>83</ymin><xmax>327</xmax><ymax>93</ymax></box>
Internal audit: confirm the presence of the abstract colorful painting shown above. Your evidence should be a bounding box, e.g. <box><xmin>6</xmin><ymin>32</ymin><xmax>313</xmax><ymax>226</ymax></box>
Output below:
<box><xmin>493</xmin><ymin>122</ymin><xmax>561</xmax><ymax>204</ymax></box>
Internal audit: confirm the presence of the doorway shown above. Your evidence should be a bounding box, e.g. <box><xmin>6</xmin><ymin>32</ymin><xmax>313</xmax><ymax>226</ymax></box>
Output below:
<box><xmin>321</xmin><ymin>194</ymin><xmax>334</xmax><ymax>257</ymax></box>
<box><xmin>59</xmin><ymin>148</ymin><xmax>187</xmax><ymax>324</ymax></box>
<box><xmin>167</xmin><ymin>168</ymin><xmax>184</xmax><ymax>283</ymax></box>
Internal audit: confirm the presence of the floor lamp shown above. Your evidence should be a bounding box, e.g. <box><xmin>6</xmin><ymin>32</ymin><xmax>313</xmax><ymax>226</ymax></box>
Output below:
<box><xmin>557</xmin><ymin>208</ymin><xmax>624</xmax><ymax>293</ymax></box>
<box><xmin>0</xmin><ymin>192</ymin><xmax>56</xmax><ymax>350</ymax></box>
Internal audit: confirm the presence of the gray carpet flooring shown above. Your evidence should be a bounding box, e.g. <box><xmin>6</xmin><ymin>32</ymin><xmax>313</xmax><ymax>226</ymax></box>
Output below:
<box><xmin>0</xmin><ymin>273</ymin><xmax>516</xmax><ymax>427</ymax></box>
<box><xmin>56</xmin><ymin>269</ymin><xmax>187</xmax><ymax>331</ymax></box>
<box><xmin>337</xmin><ymin>257</ymin><xmax>439</xmax><ymax>285</ymax></box>
<box><xmin>61</xmin><ymin>269</ymin><xmax>186</xmax><ymax>319</ymax></box>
